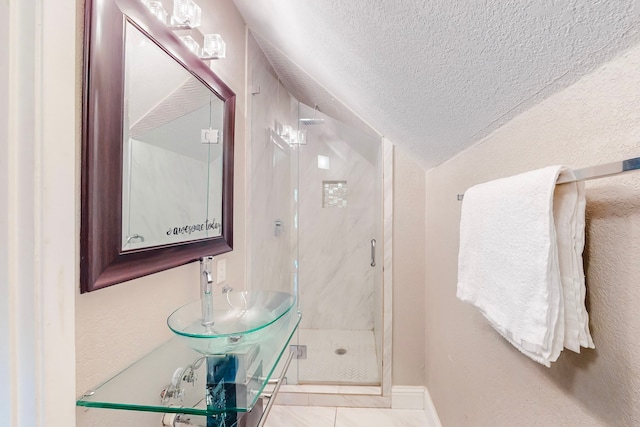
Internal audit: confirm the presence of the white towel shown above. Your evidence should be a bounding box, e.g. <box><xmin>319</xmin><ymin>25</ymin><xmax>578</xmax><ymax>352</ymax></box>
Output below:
<box><xmin>457</xmin><ymin>166</ymin><xmax>594</xmax><ymax>366</ymax></box>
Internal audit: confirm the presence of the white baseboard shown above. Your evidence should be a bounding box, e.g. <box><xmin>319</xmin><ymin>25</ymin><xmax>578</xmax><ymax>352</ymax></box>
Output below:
<box><xmin>391</xmin><ymin>386</ymin><xmax>442</xmax><ymax>426</ymax></box>
<box><xmin>391</xmin><ymin>386</ymin><xmax>425</xmax><ymax>410</ymax></box>
<box><xmin>424</xmin><ymin>386</ymin><xmax>443</xmax><ymax>427</ymax></box>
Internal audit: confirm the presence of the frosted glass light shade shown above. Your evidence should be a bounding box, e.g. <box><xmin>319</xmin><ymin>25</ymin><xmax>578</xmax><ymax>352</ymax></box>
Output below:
<box><xmin>281</xmin><ymin>125</ymin><xmax>292</xmax><ymax>141</ymax></box>
<box><xmin>296</xmin><ymin>130</ymin><xmax>307</xmax><ymax>145</ymax></box>
<box><xmin>289</xmin><ymin>129</ymin><xmax>306</xmax><ymax>145</ymax></box>
<box><xmin>172</xmin><ymin>0</ymin><xmax>202</xmax><ymax>27</ymax></box>
<box><xmin>146</xmin><ymin>1</ymin><xmax>168</xmax><ymax>24</ymax></box>
<box><xmin>203</xmin><ymin>34</ymin><xmax>226</xmax><ymax>58</ymax></box>
<box><xmin>179</xmin><ymin>36</ymin><xmax>200</xmax><ymax>55</ymax></box>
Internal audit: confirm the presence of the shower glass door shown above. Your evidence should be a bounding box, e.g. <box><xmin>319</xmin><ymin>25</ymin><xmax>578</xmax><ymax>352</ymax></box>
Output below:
<box><xmin>294</xmin><ymin>103</ymin><xmax>383</xmax><ymax>385</ymax></box>
<box><xmin>247</xmin><ymin>37</ymin><xmax>299</xmax><ymax>301</ymax></box>
<box><xmin>247</xmin><ymin>34</ymin><xmax>383</xmax><ymax>386</ymax></box>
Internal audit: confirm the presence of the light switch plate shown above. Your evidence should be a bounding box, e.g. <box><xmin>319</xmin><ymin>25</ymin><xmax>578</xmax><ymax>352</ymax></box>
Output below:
<box><xmin>216</xmin><ymin>259</ymin><xmax>226</xmax><ymax>284</ymax></box>
<box><xmin>201</xmin><ymin>128</ymin><xmax>219</xmax><ymax>144</ymax></box>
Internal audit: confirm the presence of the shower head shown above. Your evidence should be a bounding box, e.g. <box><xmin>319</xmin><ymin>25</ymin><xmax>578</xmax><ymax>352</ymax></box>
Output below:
<box><xmin>300</xmin><ymin>104</ymin><xmax>325</xmax><ymax>125</ymax></box>
<box><xmin>299</xmin><ymin>118</ymin><xmax>325</xmax><ymax>125</ymax></box>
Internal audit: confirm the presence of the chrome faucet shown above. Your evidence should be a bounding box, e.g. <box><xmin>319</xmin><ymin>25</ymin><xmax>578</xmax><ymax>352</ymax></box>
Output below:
<box><xmin>200</xmin><ymin>256</ymin><xmax>214</xmax><ymax>326</ymax></box>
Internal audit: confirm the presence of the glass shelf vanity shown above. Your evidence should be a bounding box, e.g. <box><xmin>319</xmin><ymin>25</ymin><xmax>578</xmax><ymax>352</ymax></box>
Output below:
<box><xmin>77</xmin><ymin>305</ymin><xmax>300</xmax><ymax>426</ymax></box>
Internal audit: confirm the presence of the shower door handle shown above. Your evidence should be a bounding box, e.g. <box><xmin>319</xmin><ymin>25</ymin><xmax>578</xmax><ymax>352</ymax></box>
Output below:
<box><xmin>370</xmin><ymin>239</ymin><xmax>376</xmax><ymax>267</ymax></box>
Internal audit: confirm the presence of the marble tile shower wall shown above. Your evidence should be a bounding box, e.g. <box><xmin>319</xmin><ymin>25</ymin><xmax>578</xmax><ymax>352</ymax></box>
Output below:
<box><xmin>298</xmin><ymin>131</ymin><xmax>377</xmax><ymax>330</ymax></box>
<box><xmin>248</xmin><ymin>35</ymin><xmax>381</xmax><ymax>335</ymax></box>
<box><xmin>248</xmin><ymin>42</ymin><xmax>298</xmax><ymax>295</ymax></box>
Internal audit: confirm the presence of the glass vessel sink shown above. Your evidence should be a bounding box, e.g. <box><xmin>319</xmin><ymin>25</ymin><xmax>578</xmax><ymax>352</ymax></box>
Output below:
<box><xmin>168</xmin><ymin>290</ymin><xmax>296</xmax><ymax>355</ymax></box>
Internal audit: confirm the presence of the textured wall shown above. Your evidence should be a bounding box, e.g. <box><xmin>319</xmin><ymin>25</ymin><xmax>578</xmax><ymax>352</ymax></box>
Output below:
<box><xmin>424</xmin><ymin>43</ymin><xmax>640</xmax><ymax>426</ymax></box>
<box><xmin>392</xmin><ymin>148</ymin><xmax>426</xmax><ymax>386</ymax></box>
<box><xmin>75</xmin><ymin>1</ymin><xmax>247</xmax><ymax>425</ymax></box>
<box><xmin>3</xmin><ymin>0</ymin><xmax>77</xmax><ymax>422</ymax></box>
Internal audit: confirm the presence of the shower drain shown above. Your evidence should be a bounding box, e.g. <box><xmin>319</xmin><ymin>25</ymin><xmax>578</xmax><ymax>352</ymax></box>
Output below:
<box><xmin>335</xmin><ymin>348</ymin><xmax>347</xmax><ymax>355</ymax></box>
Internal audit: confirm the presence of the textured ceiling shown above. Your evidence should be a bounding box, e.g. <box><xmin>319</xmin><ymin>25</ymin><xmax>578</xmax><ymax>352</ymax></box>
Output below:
<box><xmin>233</xmin><ymin>0</ymin><xmax>640</xmax><ymax>169</ymax></box>
<box><xmin>251</xmin><ymin>32</ymin><xmax>382</xmax><ymax>140</ymax></box>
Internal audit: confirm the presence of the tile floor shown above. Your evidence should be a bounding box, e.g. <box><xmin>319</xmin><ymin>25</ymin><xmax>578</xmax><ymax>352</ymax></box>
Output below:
<box><xmin>264</xmin><ymin>405</ymin><xmax>430</xmax><ymax>427</ymax></box>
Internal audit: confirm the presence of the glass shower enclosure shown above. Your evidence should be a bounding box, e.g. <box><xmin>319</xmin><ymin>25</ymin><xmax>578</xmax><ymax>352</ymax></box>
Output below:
<box><xmin>294</xmin><ymin>103</ymin><xmax>383</xmax><ymax>385</ymax></box>
<box><xmin>248</xmin><ymin>39</ymin><xmax>383</xmax><ymax>387</ymax></box>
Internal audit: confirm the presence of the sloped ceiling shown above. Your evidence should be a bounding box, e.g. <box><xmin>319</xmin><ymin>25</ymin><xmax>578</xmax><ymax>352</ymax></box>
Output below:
<box><xmin>232</xmin><ymin>0</ymin><xmax>640</xmax><ymax>169</ymax></box>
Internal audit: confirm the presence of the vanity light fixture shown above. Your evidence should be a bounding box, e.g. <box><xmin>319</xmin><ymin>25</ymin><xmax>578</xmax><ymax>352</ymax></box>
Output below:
<box><xmin>172</xmin><ymin>0</ymin><xmax>202</xmax><ymax>28</ymax></box>
<box><xmin>277</xmin><ymin>125</ymin><xmax>307</xmax><ymax>146</ymax></box>
<box><xmin>281</xmin><ymin>125</ymin><xmax>292</xmax><ymax>142</ymax></box>
<box><xmin>290</xmin><ymin>129</ymin><xmax>307</xmax><ymax>145</ymax></box>
<box><xmin>140</xmin><ymin>0</ymin><xmax>227</xmax><ymax>60</ymax></box>
<box><xmin>143</xmin><ymin>0</ymin><xmax>168</xmax><ymax>24</ymax></box>
<box><xmin>202</xmin><ymin>34</ymin><xmax>226</xmax><ymax>59</ymax></box>
<box><xmin>179</xmin><ymin>35</ymin><xmax>201</xmax><ymax>55</ymax></box>
<box><xmin>178</xmin><ymin>33</ymin><xmax>228</xmax><ymax>60</ymax></box>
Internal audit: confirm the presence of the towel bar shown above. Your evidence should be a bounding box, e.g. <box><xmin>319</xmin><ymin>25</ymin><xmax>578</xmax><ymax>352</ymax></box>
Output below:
<box><xmin>457</xmin><ymin>156</ymin><xmax>640</xmax><ymax>201</ymax></box>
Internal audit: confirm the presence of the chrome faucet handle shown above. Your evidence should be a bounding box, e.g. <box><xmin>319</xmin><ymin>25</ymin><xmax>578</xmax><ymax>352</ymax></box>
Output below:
<box><xmin>203</xmin><ymin>270</ymin><xmax>213</xmax><ymax>284</ymax></box>
<box><xmin>199</xmin><ymin>256</ymin><xmax>214</xmax><ymax>289</ymax></box>
<box><xmin>200</xmin><ymin>257</ymin><xmax>213</xmax><ymax>270</ymax></box>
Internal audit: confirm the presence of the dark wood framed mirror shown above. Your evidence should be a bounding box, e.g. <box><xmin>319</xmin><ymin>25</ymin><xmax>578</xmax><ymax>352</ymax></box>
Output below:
<box><xmin>81</xmin><ymin>0</ymin><xmax>235</xmax><ymax>292</ymax></box>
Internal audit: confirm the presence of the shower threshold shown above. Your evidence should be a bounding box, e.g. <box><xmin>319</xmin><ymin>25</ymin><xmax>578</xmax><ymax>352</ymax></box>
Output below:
<box><xmin>280</xmin><ymin>384</ymin><xmax>381</xmax><ymax>395</ymax></box>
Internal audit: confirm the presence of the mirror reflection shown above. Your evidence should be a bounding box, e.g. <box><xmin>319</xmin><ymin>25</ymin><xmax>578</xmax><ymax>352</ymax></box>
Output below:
<box><xmin>122</xmin><ymin>22</ymin><xmax>224</xmax><ymax>250</ymax></box>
